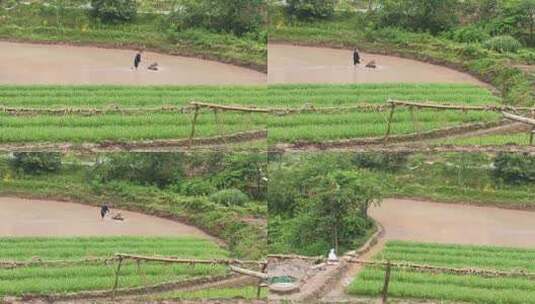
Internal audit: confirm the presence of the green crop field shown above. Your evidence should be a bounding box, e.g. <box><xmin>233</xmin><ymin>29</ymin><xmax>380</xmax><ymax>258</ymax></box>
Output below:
<box><xmin>434</xmin><ymin>133</ymin><xmax>532</xmax><ymax>146</ymax></box>
<box><xmin>0</xmin><ymin>84</ymin><xmax>501</xmax><ymax>144</ymax></box>
<box><xmin>0</xmin><ymin>237</ymin><xmax>229</xmax><ymax>297</ymax></box>
<box><xmin>348</xmin><ymin>241</ymin><xmax>535</xmax><ymax>304</ymax></box>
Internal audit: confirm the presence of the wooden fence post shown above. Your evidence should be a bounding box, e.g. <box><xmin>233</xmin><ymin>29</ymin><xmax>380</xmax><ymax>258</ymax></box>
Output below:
<box><xmin>530</xmin><ymin>127</ymin><xmax>534</xmax><ymax>145</ymax></box>
<box><xmin>381</xmin><ymin>261</ymin><xmax>392</xmax><ymax>304</ymax></box>
<box><xmin>384</xmin><ymin>103</ymin><xmax>396</xmax><ymax>143</ymax></box>
<box><xmin>188</xmin><ymin>105</ymin><xmax>200</xmax><ymax>147</ymax></box>
<box><xmin>112</xmin><ymin>256</ymin><xmax>124</xmax><ymax>299</ymax></box>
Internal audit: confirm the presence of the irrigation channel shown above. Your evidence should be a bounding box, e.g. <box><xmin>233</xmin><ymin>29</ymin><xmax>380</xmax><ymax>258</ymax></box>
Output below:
<box><xmin>268</xmin><ymin>44</ymin><xmax>486</xmax><ymax>86</ymax></box>
<box><xmin>0</xmin><ymin>197</ymin><xmax>211</xmax><ymax>238</ymax></box>
<box><xmin>0</xmin><ymin>41</ymin><xmax>266</xmax><ymax>85</ymax></box>
<box><xmin>321</xmin><ymin>198</ymin><xmax>535</xmax><ymax>303</ymax></box>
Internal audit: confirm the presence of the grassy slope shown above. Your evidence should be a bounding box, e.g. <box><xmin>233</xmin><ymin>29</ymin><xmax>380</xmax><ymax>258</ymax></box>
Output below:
<box><xmin>270</xmin><ymin>13</ymin><xmax>533</xmax><ymax>106</ymax></box>
<box><xmin>348</xmin><ymin>241</ymin><xmax>535</xmax><ymax>303</ymax></box>
<box><xmin>0</xmin><ymin>6</ymin><xmax>266</xmax><ymax>72</ymax></box>
<box><xmin>0</xmin><ymin>237</ymin><xmax>229</xmax><ymax>296</ymax></box>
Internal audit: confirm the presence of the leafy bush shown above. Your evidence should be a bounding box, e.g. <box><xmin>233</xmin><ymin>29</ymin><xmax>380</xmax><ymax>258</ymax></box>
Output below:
<box><xmin>209</xmin><ymin>189</ymin><xmax>250</xmax><ymax>207</ymax></box>
<box><xmin>352</xmin><ymin>153</ymin><xmax>408</xmax><ymax>172</ymax></box>
<box><xmin>377</xmin><ymin>0</ymin><xmax>459</xmax><ymax>34</ymax></box>
<box><xmin>168</xmin><ymin>0</ymin><xmax>264</xmax><ymax>36</ymax></box>
<box><xmin>492</xmin><ymin>153</ymin><xmax>535</xmax><ymax>185</ymax></box>
<box><xmin>9</xmin><ymin>153</ymin><xmax>62</xmax><ymax>175</ymax></box>
<box><xmin>175</xmin><ymin>178</ymin><xmax>216</xmax><ymax>196</ymax></box>
<box><xmin>90</xmin><ymin>0</ymin><xmax>137</xmax><ymax>24</ymax></box>
<box><xmin>448</xmin><ymin>26</ymin><xmax>490</xmax><ymax>43</ymax></box>
<box><xmin>518</xmin><ymin>49</ymin><xmax>535</xmax><ymax>64</ymax></box>
<box><xmin>90</xmin><ymin>153</ymin><xmax>183</xmax><ymax>188</ymax></box>
<box><xmin>484</xmin><ymin>35</ymin><xmax>522</xmax><ymax>53</ymax></box>
<box><xmin>286</xmin><ymin>0</ymin><xmax>336</xmax><ymax>21</ymax></box>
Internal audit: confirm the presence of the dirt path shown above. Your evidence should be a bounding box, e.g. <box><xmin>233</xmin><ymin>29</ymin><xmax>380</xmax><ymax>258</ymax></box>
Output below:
<box><xmin>0</xmin><ymin>197</ymin><xmax>211</xmax><ymax>238</ymax></box>
<box><xmin>268</xmin><ymin>44</ymin><xmax>486</xmax><ymax>86</ymax></box>
<box><xmin>0</xmin><ymin>41</ymin><xmax>266</xmax><ymax>85</ymax></box>
<box><xmin>322</xmin><ymin>198</ymin><xmax>535</xmax><ymax>303</ymax></box>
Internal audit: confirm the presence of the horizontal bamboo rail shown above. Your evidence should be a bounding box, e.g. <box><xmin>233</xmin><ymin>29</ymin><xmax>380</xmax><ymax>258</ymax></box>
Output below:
<box><xmin>349</xmin><ymin>259</ymin><xmax>535</xmax><ymax>279</ymax></box>
<box><xmin>502</xmin><ymin>112</ymin><xmax>535</xmax><ymax>126</ymax></box>
<box><xmin>267</xmin><ymin>254</ymin><xmax>324</xmax><ymax>262</ymax></box>
<box><xmin>229</xmin><ymin>265</ymin><xmax>269</xmax><ymax>280</ymax></box>
<box><xmin>116</xmin><ymin>253</ymin><xmax>266</xmax><ymax>266</ymax></box>
<box><xmin>0</xmin><ymin>105</ymin><xmax>193</xmax><ymax>115</ymax></box>
<box><xmin>388</xmin><ymin>100</ymin><xmax>535</xmax><ymax>112</ymax></box>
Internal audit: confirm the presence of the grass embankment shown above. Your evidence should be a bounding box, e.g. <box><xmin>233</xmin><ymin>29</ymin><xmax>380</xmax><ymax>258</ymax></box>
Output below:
<box><xmin>153</xmin><ymin>286</ymin><xmax>268</xmax><ymax>301</ymax></box>
<box><xmin>0</xmin><ymin>237</ymin><xmax>229</xmax><ymax>296</ymax></box>
<box><xmin>348</xmin><ymin>241</ymin><xmax>535</xmax><ymax>303</ymax></box>
<box><xmin>388</xmin><ymin>153</ymin><xmax>535</xmax><ymax>209</ymax></box>
<box><xmin>0</xmin><ymin>4</ymin><xmax>266</xmax><ymax>71</ymax></box>
<box><xmin>0</xmin><ymin>84</ymin><xmax>499</xmax><ymax>144</ymax></box>
<box><xmin>270</xmin><ymin>13</ymin><xmax>533</xmax><ymax>106</ymax></box>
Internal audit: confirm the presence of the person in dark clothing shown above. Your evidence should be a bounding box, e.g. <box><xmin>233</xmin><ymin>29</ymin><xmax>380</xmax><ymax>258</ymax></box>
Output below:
<box><xmin>353</xmin><ymin>48</ymin><xmax>361</xmax><ymax>66</ymax></box>
<box><xmin>100</xmin><ymin>205</ymin><xmax>110</xmax><ymax>219</ymax></box>
<box><xmin>134</xmin><ymin>50</ymin><xmax>143</xmax><ymax>70</ymax></box>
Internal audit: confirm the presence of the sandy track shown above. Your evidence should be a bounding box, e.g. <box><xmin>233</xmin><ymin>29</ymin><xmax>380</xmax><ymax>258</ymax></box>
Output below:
<box><xmin>0</xmin><ymin>197</ymin><xmax>211</xmax><ymax>238</ymax></box>
<box><xmin>268</xmin><ymin>44</ymin><xmax>485</xmax><ymax>86</ymax></box>
<box><xmin>0</xmin><ymin>41</ymin><xmax>266</xmax><ymax>85</ymax></box>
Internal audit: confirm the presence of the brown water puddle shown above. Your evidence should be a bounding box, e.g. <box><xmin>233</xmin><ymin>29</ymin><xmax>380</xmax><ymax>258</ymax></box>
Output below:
<box><xmin>0</xmin><ymin>41</ymin><xmax>266</xmax><ymax>85</ymax></box>
<box><xmin>371</xmin><ymin>198</ymin><xmax>535</xmax><ymax>248</ymax></box>
<box><xmin>0</xmin><ymin>197</ymin><xmax>211</xmax><ymax>238</ymax></box>
<box><xmin>268</xmin><ymin>44</ymin><xmax>485</xmax><ymax>86</ymax></box>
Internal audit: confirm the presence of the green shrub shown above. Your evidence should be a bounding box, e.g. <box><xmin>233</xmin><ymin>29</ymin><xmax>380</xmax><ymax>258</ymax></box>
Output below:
<box><xmin>209</xmin><ymin>189</ymin><xmax>249</xmax><ymax>207</ymax></box>
<box><xmin>518</xmin><ymin>49</ymin><xmax>535</xmax><ymax>64</ymax></box>
<box><xmin>175</xmin><ymin>178</ymin><xmax>216</xmax><ymax>196</ymax></box>
<box><xmin>492</xmin><ymin>153</ymin><xmax>535</xmax><ymax>185</ymax></box>
<box><xmin>90</xmin><ymin>0</ymin><xmax>137</xmax><ymax>24</ymax></box>
<box><xmin>286</xmin><ymin>0</ymin><xmax>336</xmax><ymax>21</ymax></box>
<box><xmin>484</xmin><ymin>35</ymin><xmax>522</xmax><ymax>53</ymax></box>
<box><xmin>90</xmin><ymin>153</ymin><xmax>183</xmax><ymax>188</ymax></box>
<box><xmin>9</xmin><ymin>153</ymin><xmax>62</xmax><ymax>175</ymax></box>
<box><xmin>449</xmin><ymin>26</ymin><xmax>490</xmax><ymax>43</ymax></box>
<box><xmin>168</xmin><ymin>0</ymin><xmax>264</xmax><ymax>36</ymax></box>
<box><xmin>352</xmin><ymin>153</ymin><xmax>409</xmax><ymax>172</ymax></box>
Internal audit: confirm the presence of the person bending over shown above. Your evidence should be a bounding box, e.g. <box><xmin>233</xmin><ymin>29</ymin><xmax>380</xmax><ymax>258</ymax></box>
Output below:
<box><xmin>353</xmin><ymin>48</ymin><xmax>361</xmax><ymax>66</ymax></box>
<box><xmin>134</xmin><ymin>50</ymin><xmax>143</xmax><ymax>70</ymax></box>
<box><xmin>100</xmin><ymin>205</ymin><xmax>110</xmax><ymax>219</ymax></box>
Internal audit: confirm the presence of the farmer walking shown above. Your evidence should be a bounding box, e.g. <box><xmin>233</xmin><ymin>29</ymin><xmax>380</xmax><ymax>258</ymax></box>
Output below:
<box><xmin>100</xmin><ymin>205</ymin><xmax>110</xmax><ymax>219</ymax></box>
<box><xmin>353</xmin><ymin>48</ymin><xmax>361</xmax><ymax>66</ymax></box>
<box><xmin>133</xmin><ymin>50</ymin><xmax>143</xmax><ymax>70</ymax></box>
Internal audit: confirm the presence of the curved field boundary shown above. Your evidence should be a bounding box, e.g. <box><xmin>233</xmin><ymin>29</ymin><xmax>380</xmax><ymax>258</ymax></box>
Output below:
<box><xmin>0</xmin><ymin>129</ymin><xmax>267</xmax><ymax>152</ymax></box>
<box><xmin>278</xmin><ymin>121</ymin><xmax>505</xmax><ymax>150</ymax></box>
<box><xmin>20</xmin><ymin>274</ymin><xmax>239</xmax><ymax>302</ymax></box>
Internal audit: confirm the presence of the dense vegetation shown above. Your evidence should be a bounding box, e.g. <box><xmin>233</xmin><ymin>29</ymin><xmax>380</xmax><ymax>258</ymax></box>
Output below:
<box><xmin>348</xmin><ymin>241</ymin><xmax>535</xmax><ymax>303</ymax></box>
<box><xmin>0</xmin><ymin>84</ymin><xmax>500</xmax><ymax>144</ymax></box>
<box><xmin>0</xmin><ymin>152</ymin><xmax>268</xmax><ymax>259</ymax></box>
<box><xmin>268</xmin><ymin>153</ymin><xmax>383</xmax><ymax>256</ymax></box>
<box><xmin>0</xmin><ymin>237</ymin><xmax>229</xmax><ymax>296</ymax></box>
<box><xmin>0</xmin><ymin>0</ymin><xmax>266</xmax><ymax>70</ymax></box>
<box><xmin>270</xmin><ymin>0</ymin><xmax>534</xmax><ymax>106</ymax></box>
<box><xmin>268</xmin><ymin>152</ymin><xmax>535</xmax><ymax>257</ymax></box>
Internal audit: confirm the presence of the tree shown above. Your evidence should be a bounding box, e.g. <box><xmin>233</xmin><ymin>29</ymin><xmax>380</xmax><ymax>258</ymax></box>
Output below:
<box><xmin>90</xmin><ymin>0</ymin><xmax>137</xmax><ymax>24</ymax></box>
<box><xmin>377</xmin><ymin>0</ymin><xmax>459</xmax><ymax>34</ymax></box>
<box><xmin>286</xmin><ymin>0</ymin><xmax>337</xmax><ymax>21</ymax></box>
<box><xmin>301</xmin><ymin>170</ymin><xmax>383</xmax><ymax>253</ymax></box>
<box><xmin>518</xmin><ymin>0</ymin><xmax>535</xmax><ymax>45</ymax></box>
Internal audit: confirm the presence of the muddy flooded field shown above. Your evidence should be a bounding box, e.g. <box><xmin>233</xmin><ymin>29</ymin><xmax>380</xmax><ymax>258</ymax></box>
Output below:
<box><xmin>0</xmin><ymin>41</ymin><xmax>266</xmax><ymax>85</ymax></box>
<box><xmin>268</xmin><ymin>44</ymin><xmax>486</xmax><ymax>86</ymax></box>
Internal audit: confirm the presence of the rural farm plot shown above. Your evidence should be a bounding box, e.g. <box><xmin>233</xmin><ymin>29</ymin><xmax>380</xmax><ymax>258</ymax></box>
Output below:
<box><xmin>0</xmin><ymin>237</ymin><xmax>232</xmax><ymax>297</ymax></box>
<box><xmin>0</xmin><ymin>84</ymin><xmax>502</xmax><ymax>146</ymax></box>
<box><xmin>348</xmin><ymin>241</ymin><xmax>535</xmax><ymax>304</ymax></box>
